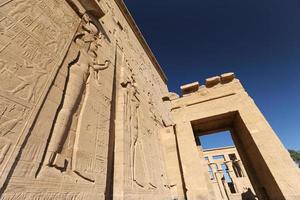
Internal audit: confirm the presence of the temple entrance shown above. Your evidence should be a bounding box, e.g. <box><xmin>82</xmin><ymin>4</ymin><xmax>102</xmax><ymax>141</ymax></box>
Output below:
<box><xmin>197</xmin><ymin>130</ymin><xmax>257</xmax><ymax>200</ymax></box>
<box><xmin>169</xmin><ymin>77</ymin><xmax>300</xmax><ymax>200</ymax></box>
<box><xmin>191</xmin><ymin>112</ymin><xmax>276</xmax><ymax>200</ymax></box>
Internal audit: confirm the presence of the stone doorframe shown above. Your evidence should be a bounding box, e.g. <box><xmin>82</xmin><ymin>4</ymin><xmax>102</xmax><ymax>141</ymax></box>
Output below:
<box><xmin>166</xmin><ymin>75</ymin><xmax>300</xmax><ymax>200</ymax></box>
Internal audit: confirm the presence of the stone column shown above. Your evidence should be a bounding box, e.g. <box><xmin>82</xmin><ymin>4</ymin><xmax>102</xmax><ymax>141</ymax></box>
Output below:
<box><xmin>235</xmin><ymin>160</ymin><xmax>246</xmax><ymax>177</ymax></box>
<box><xmin>214</xmin><ymin>169</ymin><xmax>228</xmax><ymax>200</ymax></box>
<box><xmin>210</xmin><ymin>163</ymin><xmax>225</xmax><ymax>200</ymax></box>
<box><xmin>175</xmin><ymin>122</ymin><xmax>215</xmax><ymax>200</ymax></box>
<box><xmin>224</xmin><ymin>160</ymin><xmax>240</xmax><ymax>193</ymax></box>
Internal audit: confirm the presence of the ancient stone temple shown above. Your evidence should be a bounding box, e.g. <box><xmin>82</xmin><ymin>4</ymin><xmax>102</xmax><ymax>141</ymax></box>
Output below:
<box><xmin>0</xmin><ymin>0</ymin><xmax>299</xmax><ymax>199</ymax></box>
<box><xmin>203</xmin><ymin>146</ymin><xmax>255</xmax><ymax>200</ymax></box>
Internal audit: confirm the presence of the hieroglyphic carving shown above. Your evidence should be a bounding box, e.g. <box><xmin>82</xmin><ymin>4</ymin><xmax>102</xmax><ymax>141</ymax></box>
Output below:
<box><xmin>0</xmin><ymin>60</ymin><xmax>48</xmax><ymax>103</ymax></box>
<box><xmin>0</xmin><ymin>0</ymin><xmax>78</xmax><ymax>102</ymax></box>
<box><xmin>117</xmin><ymin>50</ymin><xmax>171</xmax><ymax>194</ymax></box>
<box><xmin>0</xmin><ymin>96</ymin><xmax>28</xmax><ymax>172</ymax></box>
<box><xmin>0</xmin><ymin>192</ymin><xmax>99</xmax><ymax>200</ymax></box>
<box><xmin>0</xmin><ymin>0</ymin><xmax>173</xmax><ymax>198</ymax></box>
<box><xmin>0</xmin><ymin>0</ymin><xmax>78</xmax><ymax>97</ymax></box>
<box><xmin>0</xmin><ymin>0</ymin><xmax>80</xmax><ymax>188</ymax></box>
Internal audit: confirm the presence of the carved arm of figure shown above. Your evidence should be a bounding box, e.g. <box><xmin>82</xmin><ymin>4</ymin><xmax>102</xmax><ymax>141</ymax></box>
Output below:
<box><xmin>89</xmin><ymin>60</ymin><xmax>111</xmax><ymax>84</ymax></box>
<box><xmin>92</xmin><ymin>60</ymin><xmax>111</xmax><ymax>71</ymax></box>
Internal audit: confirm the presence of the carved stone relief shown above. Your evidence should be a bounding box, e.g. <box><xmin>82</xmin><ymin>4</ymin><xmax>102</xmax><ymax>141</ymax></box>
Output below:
<box><xmin>0</xmin><ymin>0</ymin><xmax>173</xmax><ymax>199</ymax></box>
<box><xmin>0</xmin><ymin>0</ymin><xmax>80</xmax><ymax>188</ymax></box>
<box><xmin>40</xmin><ymin>12</ymin><xmax>114</xmax><ymax>184</ymax></box>
<box><xmin>118</xmin><ymin>57</ymin><xmax>170</xmax><ymax>196</ymax></box>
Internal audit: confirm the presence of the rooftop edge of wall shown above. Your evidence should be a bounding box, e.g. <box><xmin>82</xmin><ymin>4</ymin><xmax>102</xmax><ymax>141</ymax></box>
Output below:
<box><xmin>114</xmin><ymin>0</ymin><xmax>168</xmax><ymax>83</ymax></box>
<box><xmin>179</xmin><ymin>72</ymin><xmax>237</xmax><ymax>96</ymax></box>
<box><xmin>163</xmin><ymin>72</ymin><xmax>247</xmax><ymax>109</ymax></box>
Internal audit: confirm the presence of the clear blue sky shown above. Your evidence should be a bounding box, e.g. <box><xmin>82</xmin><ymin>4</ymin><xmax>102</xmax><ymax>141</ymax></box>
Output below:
<box><xmin>125</xmin><ymin>0</ymin><xmax>300</xmax><ymax>150</ymax></box>
<box><xmin>199</xmin><ymin>131</ymin><xmax>234</xmax><ymax>150</ymax></box>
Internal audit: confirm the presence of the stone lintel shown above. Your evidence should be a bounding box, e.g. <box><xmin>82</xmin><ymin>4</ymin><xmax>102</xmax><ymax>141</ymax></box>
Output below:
<box><xmin>180</xmin><ymin>82</ymin><xmax>200</xmax><ymax>95</ymax></box>
<box><xmin>205</xmin><ymin>76</ymin><xmax>221</xmax><ymax>88</ymax></box>
<box><xmin>221</xmin><ymin>72</ymin><xmax>235</xmax><ymax>83</ymax></box>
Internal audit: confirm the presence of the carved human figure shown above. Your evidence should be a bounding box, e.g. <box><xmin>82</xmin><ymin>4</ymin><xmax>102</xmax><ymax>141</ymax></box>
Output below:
<box><xmin>9</xmin><ymin>0</ymin><xmax>35</xmax><ymax>20</ymax></box>
<box><xmin>128</xmin><ymin>83</ymin><xmax>141</xmax><ymax>184</ymax></box>
<box><xmin>0</xmin><ymin>138</ymin><xmax>10</xmax><ymax>165</ymax></box>
<box><xmin>45</xmin><ymin>13</ymin><xmax>111</xmax><ymax>168</ymax></box>
<box><xmin>123</xmin><ymin>78</ymin><xmax>150</xmax><ymax>188</ymax></box>
<box><xmin>0</xmin><ymin>107</ymin><xmax>26</xmax><ymax>137</ymax></box>
<box><xmin>10</xmin><ymin>61</ymin><xmax>47</xmax><ymax>102</ymax></box>
<box><xmin>0</xmin><ymin>57</ymin><xmax>49</xmax><ymax>102</ymax></box>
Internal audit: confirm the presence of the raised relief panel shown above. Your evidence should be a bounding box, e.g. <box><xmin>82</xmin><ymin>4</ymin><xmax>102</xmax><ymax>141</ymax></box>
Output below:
<box><xmin>0</xmin><ymin>96</ymin><xmax>28</xmax><ymax>173</ymax></box>
<box><xmin>119</xmin><ymin>59</ymin><xmax>169</xmax><ymax>195</ymax></box>
<box><xmin>0</xmin><ymin>192</ymin><xmax>98</xmax><ymax>200</ymax></box>
<box><xmin>0</xmin><ymin>0</ymin><xmax>173</xmax><ymax>199</ymax></box>
<box><xmin>10</xmin><ymin>13</ymin><xmax>116</xmax><ymax>199</ymax></box>
<box><xmin>43</xmin><ymin>12</ymin><xmax>113</xmax><ymax>179</ymax></box>
<box><xmin>0</xmin><ymin>0</ymin><xmax>117</xmax><ymax>195</ymax></box>
<box><xmin>0</xmin><ymin>0</ymin><xmax>80</xmax><ymax>189</ymax></box>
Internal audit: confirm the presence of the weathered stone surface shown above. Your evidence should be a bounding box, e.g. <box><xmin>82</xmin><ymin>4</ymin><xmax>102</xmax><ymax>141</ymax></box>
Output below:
<box><xmin>180</xmin><ymin>81</ymin><xmax>199</xmax><ymax>95</ymax></box>
<box><xmin>220</xmin><ymin>72</ymin><xmax>235</xmax><ymax>83</ymax></box>
<box><xmin>0</xmin><ymin>1</ymin><xmax>299</xmax><ymax>200</ymax></box>
<box><xmin>0</xmin><ymin>0</ymin><xmax>171</xmax><ymax>199</ymax></box>
<box><xmin>206</xmin><ymin>76</ymin><xmax>221</xmax><ymax>88</ymax></box>
<box><xmin>170</xmin><ymin>76</ymin><xmax>300</xmax><ymax>200</ymax></box>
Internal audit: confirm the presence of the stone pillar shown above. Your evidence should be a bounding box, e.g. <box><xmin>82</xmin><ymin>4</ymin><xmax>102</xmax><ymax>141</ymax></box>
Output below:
<box><xmin>160</xmin><ymin>127</ymin><xmax>186</xmax><ymax>200</ymax></box>
<box><xmin>210</xmin><ymin>163</ymin><xmax>225</xmax><ymax>200</ymax></box>
<box><xmin>233</xmin><ymin>159</ymin><xmax>246</xmax><ymax>177</ymax></box>
<box><xmin>197</xmin><ymin>148</ymin><xmax>217</xmax><ymax>199</ymax></box>
<box><xmin>234</xmin><ymin>97</ymin><xmax>300</xmax><ymax>200</ymax></box>
<box><xmin>209</xmin><ymin>163</ymin><xmax>218</xmax><ymax>182</ymax></box>
<box><xmin>224</xmin><ymin>160</ymin><xmax>240</xmax><ymax>193</ymax></box>
<box><xmin>214</xmin><ymin>169</ymin><xmax>228</xmax><ymax>200</ymax></box>
<box><xmin>175</xmin><ymin>122</ymin><xmax>214</xmax><ymax>200</ymax></box>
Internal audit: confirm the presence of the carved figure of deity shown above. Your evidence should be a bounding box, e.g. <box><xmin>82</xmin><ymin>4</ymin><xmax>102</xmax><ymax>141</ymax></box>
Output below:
<box><xmin>45</xmin><ymin>13</ymin><xmax>111</xmax><ymax>169</ymax></box>
<box><xmin>127</xmin><ymin>82</ymin><xmax>141</xmax><ymax>183</ymax></box>
<box><xmin>122</xmin><ymin>76</ymin><xmax>150</xmax><ymax>188</ymax></box>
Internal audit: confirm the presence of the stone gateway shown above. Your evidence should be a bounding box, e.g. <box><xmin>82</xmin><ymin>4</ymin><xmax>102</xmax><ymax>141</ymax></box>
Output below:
<box><xmin>0</xmin><ymin>0</ymin><xmax>299</xmax><ymax>199</ymax></box>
